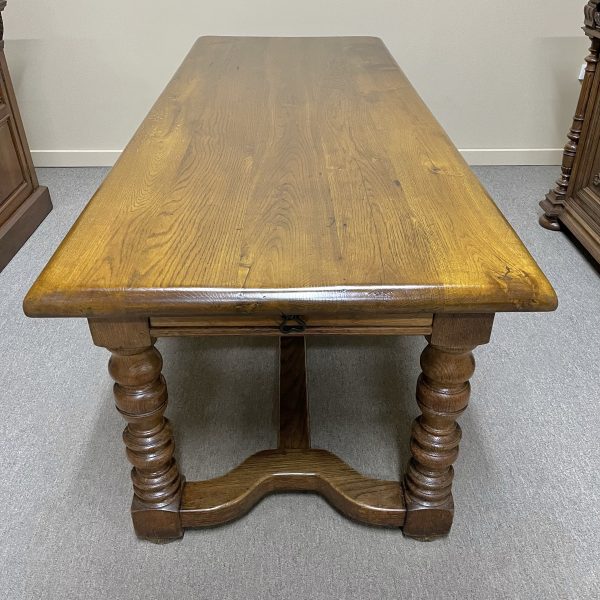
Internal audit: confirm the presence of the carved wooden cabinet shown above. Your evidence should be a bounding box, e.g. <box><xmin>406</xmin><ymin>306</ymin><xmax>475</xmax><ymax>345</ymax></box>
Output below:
<box><xmin>539</xmin><ymin>1</ymin><xmax>600</xmax><ymax>264</ymax></box>
<box><xmin>0</xmin><ymin>1</ymin><xmax>52</xmax><ymax>272</ymax></box>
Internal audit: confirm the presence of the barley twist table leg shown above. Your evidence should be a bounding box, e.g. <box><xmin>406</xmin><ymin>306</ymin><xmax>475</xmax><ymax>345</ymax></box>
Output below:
<box><xmin>108</xmin><ymin>343</ymin><xmax>183</xmax><ymax>541</ymax></box>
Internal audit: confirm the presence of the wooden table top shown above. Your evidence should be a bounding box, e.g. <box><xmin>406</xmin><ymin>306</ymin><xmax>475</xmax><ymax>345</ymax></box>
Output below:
<box><xmin>24</xmin><ymin>36</ymin><xmax>557</xmax><ymax>318</ymax></box>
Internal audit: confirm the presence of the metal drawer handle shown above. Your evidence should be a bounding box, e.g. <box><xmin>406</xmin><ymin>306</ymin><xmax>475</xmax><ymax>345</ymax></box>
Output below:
<box><xmin>279</xmin><ymin>315</ymin><xmax>306</xmax><ymax>334</ymax></box>
<box><xmin>593</xmin><ymin>173</ymin><xmax>600</xmax><ymax>187</ymax></box>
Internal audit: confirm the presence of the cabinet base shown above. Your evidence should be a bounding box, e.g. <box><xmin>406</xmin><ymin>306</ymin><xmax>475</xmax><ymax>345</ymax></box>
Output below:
<box><xmin>0</xmin><ymin>186</ymin><xmax>52</xmax><ymax>273</ymax></box>
<box><xmin>560</xmin><ymin>204</ymin><xmax>600</xmax><ymax>264</ymax></box>
<box><xmin>539</xmin><ymin>212</ymin><xmax>561</xmax><ymax>231</ymax></box>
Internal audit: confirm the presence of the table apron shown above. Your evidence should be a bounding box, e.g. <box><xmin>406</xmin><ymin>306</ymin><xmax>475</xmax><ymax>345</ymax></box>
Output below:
<box><xmin>149</xmin><ymin>314</ymin><xmax>433</xmax><ymax>337</ymax></box>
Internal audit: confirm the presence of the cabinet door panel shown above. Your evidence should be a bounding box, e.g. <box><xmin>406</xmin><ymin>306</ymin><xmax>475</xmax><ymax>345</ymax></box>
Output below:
<box><xmin>571</xmin><ymin>69</ymin><xmax>600</xmax><ymax>195</ymax></box>
<box><xmin>573</xmin><ymin>186</ymin><xmax>600</xmax><ymax>222</ymax></box>
<box><xmin>0</xmin><ymin>116</ymin><xmax>24</xmax><ymax>196</ymax></box>
<box><xmin>0</xmin><ymin>115</ymin><xmax>31</xmax><ymax>225</ymax></box>
<box><xmin>582</xmin><ymin>104</ymin><xmax>600</xmax><ymax>195</ymax></box>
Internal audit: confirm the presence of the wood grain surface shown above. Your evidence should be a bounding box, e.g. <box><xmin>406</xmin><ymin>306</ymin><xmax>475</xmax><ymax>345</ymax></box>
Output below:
<box><xmin>148</xmin><ymin>313</ymin><xmax>433</xmax><ymax>336</ymax></box>
<box><xmin>179</xmin><ymin>449</ymin><xmax>407</xmax><ymax>529</ymax></box>
<box><xmin>24</xmin><ymin>36</ymin><xmax>557</xmax><ymax>318</ymax></box>
<box><xmin>278</xmin><ymin>336</ymin><xmax>310</xmax><ymax>449</ymax></box>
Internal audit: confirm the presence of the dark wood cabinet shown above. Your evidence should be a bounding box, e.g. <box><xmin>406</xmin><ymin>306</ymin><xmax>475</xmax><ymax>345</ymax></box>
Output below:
<box><xmin>540</xmin><ymin>1</ymin><xmax>600</xmax><ymax>264</ymax></box>
<box><xmin>0</xmin><ymin>1</ymin><xmax>52</xmax><ymax>273</ymax></box>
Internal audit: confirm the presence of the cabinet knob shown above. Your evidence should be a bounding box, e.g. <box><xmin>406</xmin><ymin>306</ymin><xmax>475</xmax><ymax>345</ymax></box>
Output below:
<box><xmin>593</xmin><ymin>173</ymin><xmax>600</xmax><ymax>187</ymax></box>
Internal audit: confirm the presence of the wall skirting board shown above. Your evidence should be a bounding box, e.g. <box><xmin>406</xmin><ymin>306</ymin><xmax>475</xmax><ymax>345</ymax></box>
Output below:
<box><xmin>30</xmin><ymin>150</ymin><xmax>123</xmax><ymax>168</ymax></box>
<box><xmin>459</xmin><ymin>149</ymin><xmax>563</xmax><ymax>166</ymax></box>
<box><xmin>30</xmin><ymin>148</ymin><xmax>563</xmax><ymax>168</ymax></box>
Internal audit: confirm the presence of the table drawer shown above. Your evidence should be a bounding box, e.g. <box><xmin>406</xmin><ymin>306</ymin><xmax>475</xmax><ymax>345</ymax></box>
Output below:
<box><xmin>149</xmin><ymin>313</ymin><xmax>433</xmax><ymax>337</ymax></box>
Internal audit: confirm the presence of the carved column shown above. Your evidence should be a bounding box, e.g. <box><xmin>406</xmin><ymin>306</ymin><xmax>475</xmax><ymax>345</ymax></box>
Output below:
<box><xmin>403</xmin><ymin>314</ymin><xmax>493</xmax><ymax>539</ymax></box>
<box><xmin>540</xmin><ymin>6</ymin><xmax>600</xmax><ymax>230</ymax></box>
<box><xmin>585</xmin><ymin>1</ymin><xmax>600</xmax><ymax>27</ymax></box>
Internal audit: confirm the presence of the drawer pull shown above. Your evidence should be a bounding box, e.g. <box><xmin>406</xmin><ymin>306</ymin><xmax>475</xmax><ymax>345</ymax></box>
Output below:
<box><xmin>593</xmin><ymin>173</ymin><xmax>600</xmax><ymax>187</ymax></box>
<box><xmin>279</xmin><ymin>315</ymin><xmax>306</xmax><ymax>334</ymax></box>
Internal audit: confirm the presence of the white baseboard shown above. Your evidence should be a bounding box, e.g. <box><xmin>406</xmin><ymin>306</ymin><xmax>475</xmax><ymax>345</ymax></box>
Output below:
<box><xmin>459</xmin><ymin>148</ymin><xmax>563</xmax><ymax>166</ymax></box>
<box><xmin>31</xmin><ymin>150</ymin><xmax>122</xmax><ymax>167</ymax></box>
<box><xmin>31</xmin><ymin>148</ymin><xmax>563</xmax><ymax>168</ymax></box>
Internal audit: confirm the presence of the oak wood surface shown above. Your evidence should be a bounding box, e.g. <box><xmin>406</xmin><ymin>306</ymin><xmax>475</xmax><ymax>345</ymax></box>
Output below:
<box><xmin>88</xmin><ymin>317</ymin><xmax>152</xmax><ymax>348</ymax></box>
<box><xmin>149</xmin><ymin>313</ymin><xmax>433</xmax><ymax>336</ymax></box>
<box><xmin>150</xmin><ymin>313</ymin><xmax>433</xmax><ymax>328</ymax></box>
<box><xmin>179</xmin><ymin>448</ymin><xmax>406</xmax><ymax>529</ymax></box>
<box><xmin>278</xmin><ymin>336</ymin><xmax>309</xmax><ymax>449</ymax></box>
<box><xmin>180</xmin><ymin>334</ymin><xmax>406</xmax><ymax>528</ymax></box>
<box><xmin>150</xmin><ymin>325</ymin><xmax>433</xmax><ymax>337</ymax></box>
<box><xmin>86</xmin><ymin>312</ymin><xmax>495</xmax><ymax>539</ymax></box>
<box><xmin>24</xmin><ymin>36</ymin><xmax>556</xmax><ymax>319</ymax></box>
<box><xmin>103</xmin><ymin>324</ymin><xmax>184</xmax><ymax>540</ymax></box>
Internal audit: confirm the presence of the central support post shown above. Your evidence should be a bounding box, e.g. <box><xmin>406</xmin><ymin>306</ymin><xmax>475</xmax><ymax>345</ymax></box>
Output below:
<box><xmin>178</xmin><ymin>332</ymin><xmax>406</xmax><ymax>529</ymax></box>
<box><xmin>279</xmin><ymin>336</ymin><xmax>310</xmax><ymax>449</ymax></box>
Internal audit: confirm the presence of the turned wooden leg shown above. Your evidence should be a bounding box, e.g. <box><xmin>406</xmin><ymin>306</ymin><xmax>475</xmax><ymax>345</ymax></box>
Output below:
<box><xmin>403</xmin><ymin>342</ymin><xmax>474</xmax><ymax>539</ymax></box>
<box><xmin>403</xmin><ymin>314</ymin><xmax>494</xmax><ymax>540</ymax></box>
<box><xmin>89</xmin><ymin>319</ymin><xmax>183</xmax><ymax>541</ymax></box>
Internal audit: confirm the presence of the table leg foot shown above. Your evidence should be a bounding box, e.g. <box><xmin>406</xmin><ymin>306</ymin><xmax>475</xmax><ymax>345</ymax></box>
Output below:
<box><xmin>131</xmin><ymin>495</ymin><xmax>184</xmax><ymax>542</ymax></box>
<box><xmin>402</xmin><ymin>499</ymin><xmax>454</xmax><ymax>540</ymax></box>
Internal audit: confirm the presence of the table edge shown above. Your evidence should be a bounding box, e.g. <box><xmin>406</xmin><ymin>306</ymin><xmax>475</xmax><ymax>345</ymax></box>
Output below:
<box><xmin>23</xmin><ymin>284</ymin><xmax>558</xmax><ymax>319</ymax></box>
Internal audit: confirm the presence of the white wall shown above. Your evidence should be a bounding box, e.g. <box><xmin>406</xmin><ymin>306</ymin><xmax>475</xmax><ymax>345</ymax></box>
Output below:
<box><xmin>3</xmin><ymin>1</ymin><xmax>588</xmax><ymax>166</ymax></box>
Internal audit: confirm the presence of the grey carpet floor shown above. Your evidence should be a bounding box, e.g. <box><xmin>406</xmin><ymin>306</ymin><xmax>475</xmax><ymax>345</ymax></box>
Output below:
<box><xmin>0</xmin><ymin>167</ymin><xmax>599</xmax><ymax>600</ymax></box>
